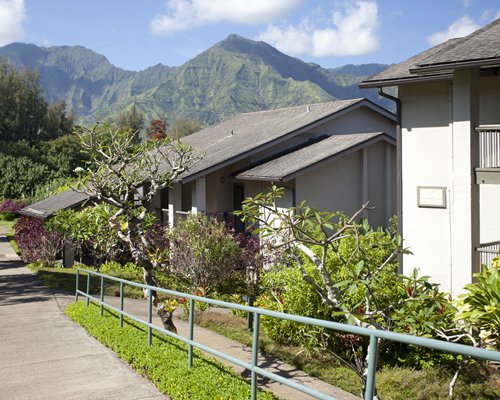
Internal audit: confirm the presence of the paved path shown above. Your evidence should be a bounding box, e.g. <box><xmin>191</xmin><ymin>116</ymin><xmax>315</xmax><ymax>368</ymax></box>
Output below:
<box><xmin>0</xmin><ymin>236</ymin><xmax>166</xmax><ymax>400</ymax></box>
<box><xmin>1</xmin><ymin>234</ymin><xmax>360</xmax><ymax>400</ymax></box>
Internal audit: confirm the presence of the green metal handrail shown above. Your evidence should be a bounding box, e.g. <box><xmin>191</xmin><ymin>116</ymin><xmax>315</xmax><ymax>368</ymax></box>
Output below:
<box><xmin>75</xmin><ymin>268</ymin><xmax>500</xmax><ymax>400</ymax></box>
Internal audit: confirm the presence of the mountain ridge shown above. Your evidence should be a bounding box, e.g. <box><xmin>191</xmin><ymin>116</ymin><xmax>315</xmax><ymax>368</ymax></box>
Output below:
<box><xmin>0</xmin><ymin>36</ymin><xmax>390</xmax><ymax>127</ymax></box>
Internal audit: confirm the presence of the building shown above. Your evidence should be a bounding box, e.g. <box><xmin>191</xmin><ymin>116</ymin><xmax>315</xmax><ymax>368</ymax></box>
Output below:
<box><xmin>360</xmin><ymin>18</ymin><xmax>500</xmax><ymax>295</ymax></box>
<box><xmin>154</xmin><ymin>98</ymin><xmax>396</xmax><ymax>230</ymax></box>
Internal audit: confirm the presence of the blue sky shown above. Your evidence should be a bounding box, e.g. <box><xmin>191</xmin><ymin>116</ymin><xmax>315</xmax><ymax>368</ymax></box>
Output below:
<box><xmin>1</xmin><ymin>0</ymin><xmax>499</xmax><ymax>71</ymax></box>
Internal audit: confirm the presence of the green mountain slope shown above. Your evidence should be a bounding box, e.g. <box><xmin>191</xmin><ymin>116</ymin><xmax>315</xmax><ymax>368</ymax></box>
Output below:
<box><xmin>0</xmin><ymin>36</ymin><xmax>389</xmax><ymax>127</ymax></box>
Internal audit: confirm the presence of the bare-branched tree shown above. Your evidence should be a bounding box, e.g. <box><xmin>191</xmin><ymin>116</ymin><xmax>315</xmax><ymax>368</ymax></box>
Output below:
<box><xmin>75</xmin><ymin>122</ymin><xmax>201</xmax><ymax>331</ymax></box>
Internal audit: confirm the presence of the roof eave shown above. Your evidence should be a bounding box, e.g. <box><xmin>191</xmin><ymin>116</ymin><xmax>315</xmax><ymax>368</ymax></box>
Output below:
<box><xmin>410</xmin><ymin>58</ymin><xmax>500</xmax><ymax>75</ymax></box>
<box><xmin>236</xmin><ymin>133</ymin><xmax>396</xmax><ymax>184</ymax></box>
<box><xmin>278</xmin><ymin>134</ymin><xmax>395</xmax><ymax>182</ymax></box>
<box><xmin>19</xmin><ymin>197</ymin><xmax>91</xmax><ymax>220</ymax></box>
<box><xmin>236</xmin><ymin>175</ymin><xmax>284</xmax><ymax>182</ymax></box>
<box><xmin>359</xmin><ymin>73</ymin><xmax>453</xmax><ymax>89</ymax></box>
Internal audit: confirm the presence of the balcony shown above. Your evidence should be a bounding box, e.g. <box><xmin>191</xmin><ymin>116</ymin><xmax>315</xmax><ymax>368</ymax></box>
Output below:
<box><xmin>476</xmin><ymin>125</ymin><xmax>500</xmax><ymax>184</ymax></box>
<box><xmin>476</xmin><ymin>240</ymin><xmax>500</xmax><ymax>269</ymax></box>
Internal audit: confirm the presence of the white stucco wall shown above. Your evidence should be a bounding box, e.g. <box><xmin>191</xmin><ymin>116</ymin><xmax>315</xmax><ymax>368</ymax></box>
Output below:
<box><xmin>399</xmin><ymin>82</ymin><xmax>453</xmax><ymax>291</ymax></box>
<box><xmin>399</xmin><ymin>73</ymin><xmax>500</xmax><ymax>295</ymax></box>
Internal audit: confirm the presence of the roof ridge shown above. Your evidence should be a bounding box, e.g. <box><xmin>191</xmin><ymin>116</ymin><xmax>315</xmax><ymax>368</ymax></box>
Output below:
<box><xmin>233</xmin><ymin>98</ymin><xmax>365</xmax><ymax>117</ymax></box>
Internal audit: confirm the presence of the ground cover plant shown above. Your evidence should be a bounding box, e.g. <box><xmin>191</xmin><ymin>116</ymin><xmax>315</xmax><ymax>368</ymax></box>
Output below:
<box><xmin>66</xmin><ymin>301</ymin><xmax>276</xmax><ymax>400</ymax></box>
<box><xmin>25</xmin><ymin>260</ymin><xmax>187</xmax><ymax>300</ymax></box>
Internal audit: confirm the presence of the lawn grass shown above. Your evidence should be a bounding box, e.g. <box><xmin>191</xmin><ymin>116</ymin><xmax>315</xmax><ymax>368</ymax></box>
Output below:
<box><xmin>25</xmin><ymin>263</ymin><xmax>145</xmax><ymax>298</ymax></box>
<box><xmin>66</xmin><ymin>302</ymin><xmax>276</xmax><ymax>400</ymax></box>
<box><xmin>0</xmin><ymin>218</ymin><xmax>15</xmax><ymax>232</ymax></box>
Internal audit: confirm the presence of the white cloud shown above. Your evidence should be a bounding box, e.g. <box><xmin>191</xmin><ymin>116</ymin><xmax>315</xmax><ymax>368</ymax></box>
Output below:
<box><xmin>0</xmin><ymin>0</ymin><xmax>25</xmax><ymax>46</ymax></box>
<box><xmin>257</xmin><ymin>0</ymin><xmax>380</xmax><ymax>58</ymax></box>
<box><xmin>480</xmin><ymin>9</ymin><xmax>500</xmax><ymax>23</ymax></box>
<box><xmin>150</xmin><ymin>0</ymin><xmax>301</xmax><ymax>35</ymax></box>
<box><xmin>427</xmin><ymin>15</ymin><xmax>480</xmax><ymax>46</ymax></box>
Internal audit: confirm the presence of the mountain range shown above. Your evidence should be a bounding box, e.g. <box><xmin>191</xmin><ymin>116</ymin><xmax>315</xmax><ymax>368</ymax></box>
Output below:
<box><xmin>0</xmin><ymin>34</ymin><xmax>390</xmax><ymax>127</ymax></box>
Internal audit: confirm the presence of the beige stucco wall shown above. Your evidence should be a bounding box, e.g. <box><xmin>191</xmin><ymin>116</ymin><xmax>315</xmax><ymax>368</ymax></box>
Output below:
<box><xmin>251</xmin><ymin>105</ymin><xmax>396</xmax><ymax>164</ymax></box>
<box><xmin>309</xmin><ymin>106</ymin><xmax>395</xmax><ymax>137</ymax></box>
<box><xmin>295</xmin><ymin>140</ymin><xmax>395</xmax><ymax>227</ymax></box>
<box><xmin>399</xmin><ymin>73</ymin><xmax>500</xmax><ymax>295</ymax></box>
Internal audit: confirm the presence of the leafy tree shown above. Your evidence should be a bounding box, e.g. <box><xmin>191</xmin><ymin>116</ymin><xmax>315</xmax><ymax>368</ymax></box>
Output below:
<box><xmin>116</xmin><ymin>103</ymin><xmax>144</xmax><ymax>136</ymax></box>
<box><xmin>238</xmin><ymin>186</ymin><xmax>455</xmax><ymax>398</ymax></box>
<box><xmin>146</xmin><ymin>118</ymin><xmax>167</xmax><ymax>140</ymax></box>
<box><xmin>74</xmin><ymin>122</ymin><xmax>200</xmax><ymax>331</ymax></box>
<box><xmin>38</xmin><ymin>134</ymin><xmax>88</xmax><ymax>176</ymax></box>
<box><xmin>0</xmin><ymin>60</ymin><xmax>73</xmax><ymax>142</ymax></box>
<box><xmin>169</xmin><ymin>118</ymin><xmax>203</xmax><ymax>139</ymax></box>
<box><xmin>0</xmin><ymin>154</ymin><xmax>54</xmax><ymax>199</ymax></box>
<box><xmin>42</xmin><ymin>100</ymin><xmax>75</xmax><ymax>140</ymax></box>
<box><xmin>0</xmin><ymin>134</ymin><xmax>86</xmax><ymax>200</ymax></box>
<box><xmin>49</xmin><ymin>204</ymin><xmax>126</xmax><ymax>266</ymax></box>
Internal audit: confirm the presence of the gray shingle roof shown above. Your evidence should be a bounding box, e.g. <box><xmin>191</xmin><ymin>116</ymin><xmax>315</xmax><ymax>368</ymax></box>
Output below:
<box><xmin>176</xmin><ymin>99</ymin><xmax>391</xmax><ymax>182</ymax></box>
<box><xmin>20</xmin><ymin>189</ymin><xmax>90</xmax><ymax>219</ymax></box>
<box><xmin>360</xmin><ymin>18</ymin><xmax>500</xmax><ymax>87</ymax></box>
<box><xmin>418</xmin><ymin>18</ymin><xmax>500</xmax><ymax>67</ymax></box>
<box><xmin>236</xmin><ymin>132</ymin><xmax>394</xmax><ymax>182</ymax></box>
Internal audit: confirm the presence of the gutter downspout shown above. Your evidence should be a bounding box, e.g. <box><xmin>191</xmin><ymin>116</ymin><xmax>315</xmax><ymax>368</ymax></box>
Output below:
<box><xmin>378</xmin><ymin>88</ymin><xmax>403</xmax><ymax>272</ymax></box>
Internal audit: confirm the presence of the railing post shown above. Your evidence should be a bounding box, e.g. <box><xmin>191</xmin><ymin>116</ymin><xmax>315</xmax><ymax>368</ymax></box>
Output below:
<box><xmin>188</xmin><ymin>298</ymin><xmax>195</xmax><ymax>368</ymax></box>
<box><xmin>148</xmin><ymin>288</ymin><xmax>152</xmax><ymax>347</ymax></box>
<box><xmin>364</xmin><ymin>335</ymin><xmax>379</xmax><ymax>400</ymax></box>
<box><xmin>119</xmin><ymin>281</ymin><xmax>124</xmax><ymax>328</ymax></box>
<box><xmin>250</xmin><ymin>312</ymin><xmax>260</xmax><ymax>400</ymax></box>
<box><xmin>100</xmin><ymin>275</ymin><xmax>104</xmax><ymax>317</ymax></box>
<box><xmin>75</xmin><ymin>269</ymin><xmax>79</xmax><ymax>302</ymax></box>
<box><xmin>86</xmin><ymin>271</ymin><xmax>90</xmax><ymax>306</ymax></box>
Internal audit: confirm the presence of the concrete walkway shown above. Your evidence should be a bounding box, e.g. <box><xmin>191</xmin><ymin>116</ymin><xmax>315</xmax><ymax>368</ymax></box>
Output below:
<box><xmin>0</xmin><ymin>236</ymin><xmax>166</xmax><ymax>400</ymax></box>
<box><xmin>0</xmin><ymin>234</ymin><xmax>360</xmax><ymax>400</ymax></box>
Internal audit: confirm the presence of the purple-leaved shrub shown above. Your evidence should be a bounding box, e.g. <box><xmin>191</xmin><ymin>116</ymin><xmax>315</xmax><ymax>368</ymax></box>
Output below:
<box><xmin>0</xmin><ymin>199</ymin><xmax>25</xmax><ymax>221</ymax></box>
<box><xmin>14</xmin><ymin>216</ymin><xmax>62</xmax><ymax>265</ymax></box>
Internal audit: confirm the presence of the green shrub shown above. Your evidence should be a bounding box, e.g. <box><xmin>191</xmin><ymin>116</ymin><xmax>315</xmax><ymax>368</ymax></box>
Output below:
<box><xmin>66</xmin><ymin>302</ymin><xmax>276</xmax><ymax>400</ymax></box>
<box><xmin>256</xmin><ymin>264</ymin><xmax>332</xmax><ymax>346</ymax></box>
<box><xmin>169</xmin><ymin>214</ymin><xmax>249</xmax><ymax>292</ymax></box>
<box><xmin>455</xmin><ymin>264</ymin><xmax>500</xmax><ymax>349</ymax></box>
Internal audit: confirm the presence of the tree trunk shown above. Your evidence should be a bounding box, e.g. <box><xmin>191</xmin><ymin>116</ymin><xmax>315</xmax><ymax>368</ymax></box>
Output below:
<box><xmin>142</xmin><ymin>264</ymin><xmax>177</xmax><ymax>333</ymax></box>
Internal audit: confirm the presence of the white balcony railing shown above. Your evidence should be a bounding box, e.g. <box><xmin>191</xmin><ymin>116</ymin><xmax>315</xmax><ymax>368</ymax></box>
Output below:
<box><xmin>477</xmin><ymin>125</ymin><xmax>500</xmax><ymax>168</ymax></box>
<box><xmin>476</xmin><ymin>240</ymin><xmax>500</xmax><ymax>269</ymax></box>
